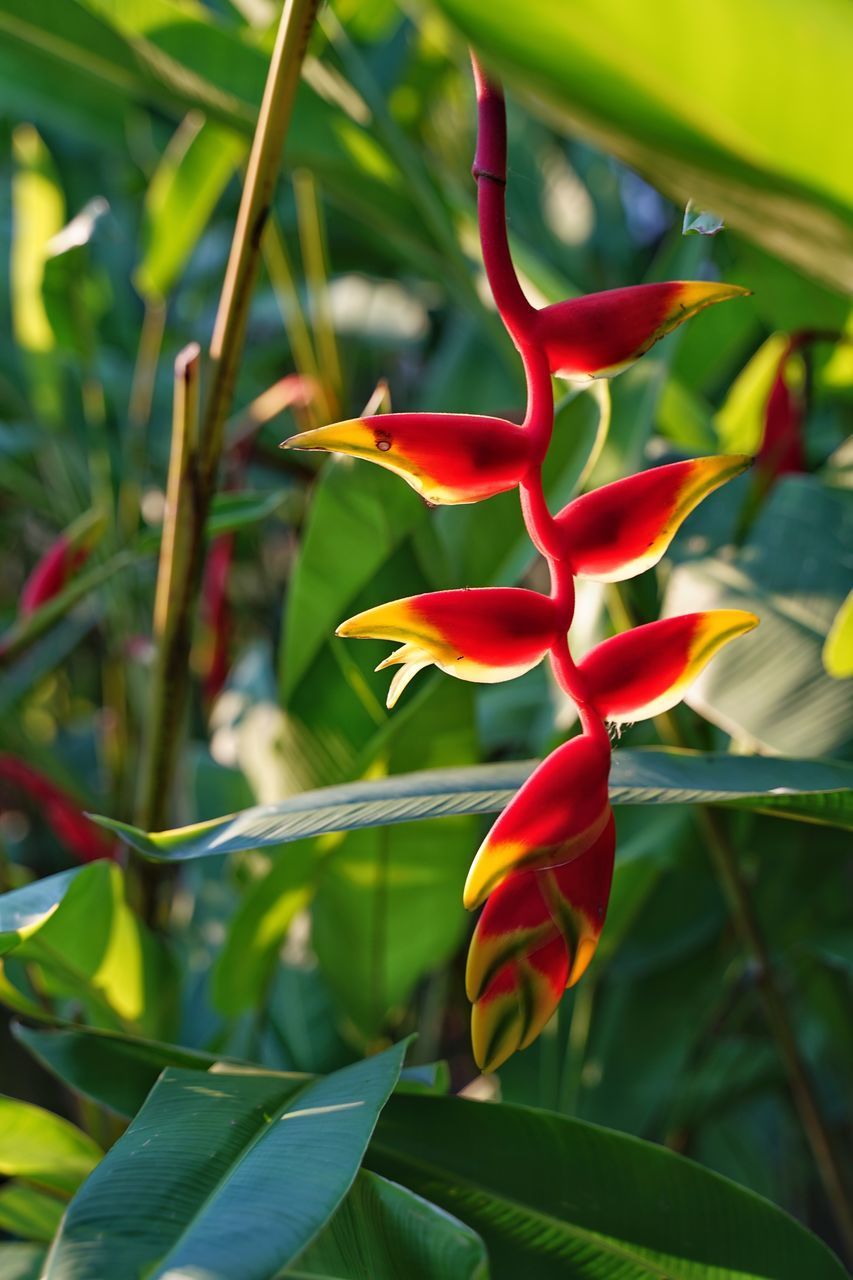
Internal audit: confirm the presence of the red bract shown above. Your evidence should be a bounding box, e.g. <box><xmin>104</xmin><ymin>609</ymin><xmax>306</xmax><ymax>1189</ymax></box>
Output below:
<box><xmin>580</xmin><ymin>610</ymin><xmax>758</xmax><ymax>724</ymax></box>
<box><xmin>0</xmin><ymin>754</ymin><xmax>116</xmax><ymax>864</ymax></box>
<box><xmin>555</xmin><ymin>455</ymin><xmax>750</xmax><ymax>581</ymax></box>
<box><xmin>467</xmin><ymin>814</ymin><xmax>615</xmax><ymax>1072</ymax></box>
<box><xmin>19</xmin><ymin>510</ymin><xmax>105</xmax><ymax>616</ymax></box>
<box><xmin>337</xmin><ymin>588</ymin><xmax>559</xmax><ymax>707</ymax></box>
<box><xmin>463</xmin><ymin>732</ymin><xmax>611</xmax><ymax>909</ymax></box>
<box><xmin>284</xmin><ymin>413</ymin><xmax>535</xmax><ymax>505</ymax></box>
<box><xmin>533</xmin><ymin>281</ymin><xmax>750</xmax><ymax>380</ymax></box>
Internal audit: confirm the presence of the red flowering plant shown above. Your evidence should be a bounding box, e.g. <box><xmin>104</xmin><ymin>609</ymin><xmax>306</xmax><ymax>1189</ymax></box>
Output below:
<box><xmin>285</xmin><ymin>55</ymin><xmax>758</xmax><ymax>1073</ymax></box>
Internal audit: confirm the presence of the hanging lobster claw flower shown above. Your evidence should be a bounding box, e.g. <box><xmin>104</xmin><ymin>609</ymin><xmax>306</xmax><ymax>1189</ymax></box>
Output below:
<box><xmin>463</xmin><ymin>732</ymin><xmax>611</xmax><ymax>909</ymax></box>
<box><xmin>283</xmin><ymin>413</ymin><xmax>534</xmax><ymax>506</ymax></box>
<box><xmin>580</xmin><ymin>610</ymin><xmax>758</xmax><ymax>724</ymax></box>
<box><xmin>555</xmin><ymin>455</ymin><xmax>750</xmax><ymax>582</ymax></box>
<box><xmin>532</xmin><ymin>281</ymin><xmax>750</xmax><ymax>381</ymax></box>
<box><xmin>0</xmin><ymin>754</ymin><xmax>116</xmax><ymax>863</ymax></box>
<box><xmin>337</xmin><ymin>588</ymin><xmax>559</xmax><ymax>708</ymax></box>
<box><xmin>468</xmin><ymin>814</ymin><xmax>615</xmax><ymax>1072</ymax></box>
<box><xmin>20</xmin><ymin>508</ymin><xmax>106</xmax><ymax>616</ymax></box>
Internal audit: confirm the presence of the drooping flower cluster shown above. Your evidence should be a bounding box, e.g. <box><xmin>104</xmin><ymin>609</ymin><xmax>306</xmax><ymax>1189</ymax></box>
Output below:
<box><xmin>284</xmin><ymin>56</ymin><xmax>757</xmax><ymax>1072</ymax></box>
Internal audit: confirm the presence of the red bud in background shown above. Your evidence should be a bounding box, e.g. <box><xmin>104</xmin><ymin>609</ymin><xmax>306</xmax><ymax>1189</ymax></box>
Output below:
<box><xmin>20</xmin><ymin>509</ymin><xmax>106</xmax><ymax>616</ymax></box>
<box><xmin>0</xmin><ymin>754</ymin><xmax>116</xmax><ymax>864</ymax></box>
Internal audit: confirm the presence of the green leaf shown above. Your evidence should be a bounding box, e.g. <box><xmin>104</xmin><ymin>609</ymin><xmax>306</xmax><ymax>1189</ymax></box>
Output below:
<box><xmin>136</xmin><ymin>489</ymin><xmax>294</xmax><ymax>554</ymax></box>
<box><xmin>682</xmin><ymin>201</ymin><xmax>725</xmax><ymax>238</ymax></box>
<box><xmin>369</xmin><ymin>1094</ymin><xmax>847</xmax><ymax>1280</ymax></box>
<box><xmin>0</xmin><ymin>1244</ymin><xmax>47</xmax><ymax>1280</ymax></box>
<box><xmin>0</xmin><ymin>862</ymin><xmax>176</xmax><ymax>1037</ymax></box>
<box><xmin>135</xmin><ymin>114</ymin><xmax>245</xmax><ymax>301</ymax></box>
<box><xmin>94</xmin><ymin>749</ymin><xmax>853</xmax><ymax>861</ymax></box>
<box><xmin>11</xmin><ymin>1021</ymin><xmax>245</xmax><ymax>1119</ymax></box>
<box><xmin>0</xmin><ymin>1182</ymin><xmax>65</xmax><ymax>1244</ymax></box>
<box><xmin>433</xmin><ymin>0</ymin><xmax>853</xmax><ymax>290</ymax></box>
<box><xmin>0</xmin><ymin>868</ymin><xmax>82</xmax><ymax>957</ymax></box>
<box><xmin>0</xmin><ymin>1095</ymin><xmax>101</xmax><ymax>1196</ymax></box>
<box><xmin>666</xmin><ymin>477</ymin><xmax>853</xmax><ymax>756</ymax></box>
<box><xmin>211</xmin><ymin>844</ymin><xmax>315</xmax><ymax>1017</ymax></box>
<box><xmin>824</xmin><ymin>589</ymin><xmax>853</xmax><ymax>678</ymax></box>
<box><xmin>289</xmin><ymin>1169</ymin><xmax>488</xmax><ymax>1279</ymax></box>
<box><xmin>45</xmin><ymin>1043</ymin><xmax>409</xmax><ymax>1280</ymax></box>
<box><xmin>281</xmin><ymin>460</ymin><xmax>431</xmax><ymax>698</ymax></box>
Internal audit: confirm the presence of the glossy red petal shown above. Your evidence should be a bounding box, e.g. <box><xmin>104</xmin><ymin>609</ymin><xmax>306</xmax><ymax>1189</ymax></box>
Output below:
<box><xmin>580</xmin><ymin>611</ymin><xmax>759</xmax><ymax>724</ymax></box>
<box><xmin>283</xmin><ymin>413</ymin><xmax>534</xmax><ymax>505</ymax></box>
<box><xmin>463</xmin><ymin>733</ymin><xmax>611</xmax><ymax>909</ymax></box>
<box><xmin>534</xmin><ymin>282</ymin><xmax>749</xmax><ymax>380</ymax></box>
<box><xmin>555</xmin><ymin>455</ymin><xmax>750</xmax><ymax>582</ymax></box>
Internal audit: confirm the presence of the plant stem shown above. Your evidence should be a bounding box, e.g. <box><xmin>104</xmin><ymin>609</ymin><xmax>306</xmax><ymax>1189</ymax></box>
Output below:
<box><xmin>201</xmin><ymin>0</ymin><xmax>320</xmax><ymax>497</ymax></box>
<box><xmin>700</xmin><ymin>806</ymin><xmax>853</xmax><ymax>1262</ymax></box>
<box><xmin>130</xmin><ymin>0</ymin><xmax>319</xmax><ymax>924</ymax></box>
<box><xmin>616</xmin><ymin>584</ymin><xmax>853</xmax><ymax>1260</ymax></box>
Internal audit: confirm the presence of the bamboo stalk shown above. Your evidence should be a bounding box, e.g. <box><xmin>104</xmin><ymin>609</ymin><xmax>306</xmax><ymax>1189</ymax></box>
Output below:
<box><xmin>130</xmin><ymin>0</ymin><xmax>320</xmax><ymax>924</ymax></box>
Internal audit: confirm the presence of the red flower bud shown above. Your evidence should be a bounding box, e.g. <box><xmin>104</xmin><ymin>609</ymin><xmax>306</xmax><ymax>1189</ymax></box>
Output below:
<box><xmin>579</xmin><ymin>610</ymin><xmax>758</xmax><ymax>724</ymax></box>
<box><xmin>533</xmin><ymin>282</ymin><xmax>749</xmax><ymax>381</ymax></box>
<box><xmin>20</xmin><ymin>510</ymin><xmax>106</xmax><ymax>616</ymax></box>
<box><xmin>555</xmin><ymin>455</ymin><xmax>750</xmax><ymax>582</ymax></box>
<box><xmin>757</xmin><ymin>342</ymin><xmax>806</xmax><ymax>479</ymax></box>
<box><xmin>0</xmin><ymin>754</ymin><xmax>116</xmax><ymax>864</ymax></box>
<box><xmin>337</xmin><ymin>588</ymin><xmax>560</xmax><ymax>707</ymax></box>
<box><xmin>463</xmin><ymin>732</ymin><xmax>611</xmax><ymax>909</ymax></box>
<box><xmin>283</xmin><ymin>413</ymin><xmax>535</xmax><ymax>506</ymax></box>
<box><xmin>468</xmin><ymin>814</ymin><xmax>615</xmax><ymax>1072</ymax></box>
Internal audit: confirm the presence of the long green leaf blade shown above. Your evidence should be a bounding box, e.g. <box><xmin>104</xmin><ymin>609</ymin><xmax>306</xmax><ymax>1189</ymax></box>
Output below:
<box><xmin>369</xmin><ymin>1094</ymin><xmax>847</xmax><ymax>1280</ymax></box>
<box><xmin>93</xmin><ymin>751</ymin><xmax>853</xmax><ymax>861</ymax></box>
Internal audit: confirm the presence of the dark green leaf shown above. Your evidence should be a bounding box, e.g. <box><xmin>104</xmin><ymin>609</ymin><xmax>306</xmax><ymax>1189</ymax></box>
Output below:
<box><xmin>369</xmin><ymin>1094</ymin><xmax>847</xmax><ymax>1279</ymax></box>
<box><xmin>289</xmin><ymin>1170</ymin><xmax>488</xmax><ymax>1279</ymax></box>
<box><xmin>46</xmin><ymin>1043</ymin><xmax>409</xmax><ymax>1279</ymax></box>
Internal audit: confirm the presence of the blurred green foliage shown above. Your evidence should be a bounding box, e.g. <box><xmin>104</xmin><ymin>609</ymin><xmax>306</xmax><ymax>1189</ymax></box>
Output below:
<box><xmin>0</xmin><ymin>0</ymin><xmax>851</xmax><ymax>1275</ymax></box>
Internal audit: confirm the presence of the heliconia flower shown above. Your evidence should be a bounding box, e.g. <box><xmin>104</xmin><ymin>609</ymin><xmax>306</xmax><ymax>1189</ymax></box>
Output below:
<box><xmin>463</xmin><ymin>732</ymin><xmax>611</xmax><ymax>909</ymax></box>
<box><xmin>531</xmin><ymin>281</ymin><xmax>750</xmax><ymax>381</ymax></box>
<box><xmin>555</xmin><ymin>455</ymin><xmax>750</xmax><ymax>582</ymax></box>
<box><xmin>0</xmin><ymin>754</ymin><xmax>116</xmax><ymax>863</ymax></box>
<box><xmin>579</xmin><ymin>610</ymin><xmax>759</xmax><ymax>724</ymax></box>
<box><xmin>282</xmin><ymin>413</ymin><xmax>535</xmax><ymax>506</ymax></box>
<box><xmin>757</xmin><ymin>341</ymin><xmax>806</xmax><ymax>479</ymax></box>
<box><xmin>20</xmin><ymin>509</ymin><xmax>106</xmax><ymax>616</ymax></box>
<box><xmin>336</xmin><ymin>588</ymin><xmax>560</xmax><ymax>708</ymax></box>
<box><xmin>467</xmin><ymin>813</ymin><xmax>615</xmax><ymax>1072</ymax></box>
